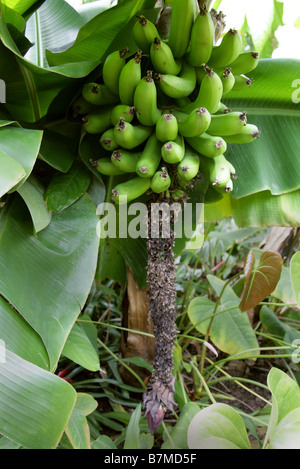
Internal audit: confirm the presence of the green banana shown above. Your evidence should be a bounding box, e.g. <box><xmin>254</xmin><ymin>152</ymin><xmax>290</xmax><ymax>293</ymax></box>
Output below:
<box><xmin>177</xmin><ymin>149</ymin><xmax>200</xmax><ymax>180</ymax></box>
<box><xmin>112</xmin><ymin>176</ymin><xmax>151</xmax><ymax>204</ymax></box>
<box><xmin>100</xmin><ymin>128</ymin><xmax>119</xmax><ymax>151</ymax></box>
<box><xmin>111</xmin><ymin>149</ymin><xmax>140</xmax><ymax>173</ymax></box>
<box><xmin>71</xmin><ymin>96</ymin><xmax>94</xmax><ymax>118</ymax></box>
<box><xmin>220</xmin><ymin>67</ymin><xmax>235</xmax><ymax>95</ymax></box>
<box><xmin>82</xmin><ymin>83</ymin><xmax>119</xmax><ymax>106</ymax></box>
<box><xmin>110</xmin><ymin>104</ymin><xmax>135</xmax><ymax>126</ymax></box>
<box><xmin>186</xmin><ymin>7</ymin><xmax>215</xmax><ymax>67</ymax></box>
<box><xmin>102</xmin><ymin>47</ymin><xmax>129</xmax><ymax>96</ymax></box>
<box><xmin>206</xmin><ymin>111</ymin><xmax>247</xmax><ymax>136</ymax></box>
<box><xmin>119</xmin><ymin>50</ymin><xmax>142</xmax><ymax>105</ymax></box>
<box><xmin>231</xmin><ymin>74</ymin><xmax>253</xmax><ymax>91</ymax></box>
<box><xmin>225</xmin><ymin>160</ymin><xmax>237</xmax><ymax>179</ymax></box>
<box><xmin>150</xmin><ymin>167</ymin><xmax>171</xmax><ymax>194</ymax></box>
<box><xmin>186</xmin><ymin>133</ymin><xmax>227</xmax><ymax>158</ymax></box>
<box><xmin>224</xmin><ymin>178</ymin><xmax>234</xmax><ymax>192</ymax></box>
<box><xmin>200</xmin><ymin>154</ymin><xmax>231</xmax><ymax>187</ymax></box>
<box><xmin>133</xmin><ymin>16</ymin><xmax>160</xmax><ymax>53</ymax></box>
<box><xmin>177</xmin><ymin>172</ymin><xmax>194</xmax><ymax>190</ymax></box>
<box><xmin>156</xmin><ymin>60</ymin><xmax>197</xmax><ymax>99</ymax></box>
<box><xmin>175</xmin><ymin>96</ymin><xmax>191</xmax><ymax>108</ymax></box>
<box><xmin>82</xmin><ymin>106</ymin><xmax>113</xmax><ymax>134</ymax></box>
<box><xmin>161</xmin><ymin>134</ymin><xmax>185</xmax><ymax>164</ymax></box>
<box><xmin>134</xmin><ymin>71</ymin><xmax>162</xmax><ymax>126</ymax></box>
<box><xmin>215</xmin><ymin>102</ymin><xmax>232</xmax><ymax>114</ymax></box>
<box><xmin>228</xmin><ymin>51</ymin><xmax>259</xmax><ymax>75</ymax></box>
<box><xmin>209</xmin><ymin>29</ymin><xmax>243</xmax><ymax>68</ymax></box>
<box><xmin>182</xmin><ymin>67</ymin><xmax>223</xmax><ymax>114</ymax></box>
<box><xmin>96</xmin><ymin>157</ymin><xmax>126</xmax><ymax>176</ymax></box>
<box><xmin>156</xmin><ymin>113</ymin><xmax>178</xmax><ymax>142</ymax></box>
<box><xmin>224</xmin><ymin>124</ymin><xmax>261</xmax><ymax>143</ymax></box>
<box><xmin>172</xmin><ymin>107</ymin><xmax>211</xmax><ymax>138</ymax></box>
<box><xmin>113</xmin><ymin>118</ymin><xmax>152</xmax><ymax>150</ymax></box>
<box><xmin>195</xmin><ymin>64</ymin><xmax>211</xmax><ymax>85</ymax></box>
<box><xmin>150</xmin><ymin>37</ymin><xmax>182</xmax><ymax>75</ymax></box>
<box><xmin>168</xmin><ymin>0</ymin><xmax>196</xmax><ymax>58</ymax></box>
<box><xmin>136</xmin><ymin>132</ymin><xmax>162</xmax><ymax>177</ymax></box>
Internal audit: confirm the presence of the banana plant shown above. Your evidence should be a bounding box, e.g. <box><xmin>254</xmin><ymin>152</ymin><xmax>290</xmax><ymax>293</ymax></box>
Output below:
<box><xmin>0</xmin><ymin>0</ymin><xmax>299</xmax><ymax>448</ymax></box>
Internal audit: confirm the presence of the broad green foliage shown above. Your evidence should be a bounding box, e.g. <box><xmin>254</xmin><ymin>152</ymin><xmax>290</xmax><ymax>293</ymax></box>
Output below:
<box><xmin>62</xmin><ymin>322</ymin><xmax>100</xmax><ymax>372</ymax></box>
<box><xmin>0</xmin><ymin>123</ymin><xmax>43</xmax><ymax>196</ymax></box>
<box><xmin>264</xmin><ymin>368</ymin><xmax>300</xmax><ymax>449</ymax></box>
<box><xmin>0</xmin><ymin>195</ymin><xmax>99</xmax><ymax>371</ymax></box>
<box><xmin>188</xmin><ymin>275</ymin><xmax>259</xmax><ymax>358</ymax></box>
<box><xmin>187</xmin><ymin>368</ymin><xmax>300</xmax><ymax>450</ymax></box>
<box><xmin>162</xmin><ymin>403</ymin><xmax>200</xmax><ymax>449</ymax></box>
<box><xmin>188</xmin><ymin>402</ymin><xmax>251</xmax><ymax>449</ymax></box>
<box><xmin>65</xmin><ymin>393</ymin><xmax>98</xmax><ymax>449</ymax></box>
<box><xmin>0</xmin><ymin>347</ymin><xmax>77</xmax><ymax>449</ymax></box>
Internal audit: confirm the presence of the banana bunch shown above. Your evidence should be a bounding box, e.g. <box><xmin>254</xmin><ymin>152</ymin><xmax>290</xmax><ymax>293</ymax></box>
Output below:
<box><xmin>73</xmin><ymin>0</ymin><xmax>261</xmax><ymax>205</ymax></box>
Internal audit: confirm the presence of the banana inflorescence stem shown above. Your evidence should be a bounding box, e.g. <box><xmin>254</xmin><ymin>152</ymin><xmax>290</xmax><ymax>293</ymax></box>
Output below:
<box><xmin>143</xmin><ymin>198</ymin><xmax>179</xmax><ymax>434</ymax></box>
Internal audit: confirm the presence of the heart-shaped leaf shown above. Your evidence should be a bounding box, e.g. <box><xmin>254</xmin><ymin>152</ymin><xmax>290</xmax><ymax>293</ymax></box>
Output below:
<box><xmin>187</xmin><ymin>403</ymin><xmax>250</xmax><ymax>449</ymax></box>
<box><xmin>264</xmin><ymin>367</ymin><xmax>300</xmax><ymax>449</ymax></box>
<box><xmin>65</xmin><ymin>393</ymin><xmax>98</xmax><ymax>450</ymax></box>
<box><xmin>188</xmin><ymin>276</ymin><xmax>259</xmax><ymax>358</ymax></box>
<box><xmin>239</xmin><ymin>250</ymin><xmax>283</xmax><ymax>311</ymax></box>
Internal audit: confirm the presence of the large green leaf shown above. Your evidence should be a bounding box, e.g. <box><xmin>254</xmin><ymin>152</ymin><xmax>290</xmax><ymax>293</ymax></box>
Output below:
<box><xmin>24</xmin><ymin>0</ymin><xmax>83</xmax><ymax>67</ymax></box>
<box><xmin>264</xmin><ymin>367</ymin><xmax>300</xmax><ymax>449</ymax></box>
<box><xmin>0</xmin><ymin>123</ymin><xmax>43</xmax><ymax>195</ymax></box>
<box><xmin>230</xmin><ymin>189</ymin><xmax>300</xmax><ymax>226</ymax></box>
<box><xmin>0</xmin><ymin>295</ymin><xmax>49</xmax><ymax>369</ymax></box>
<box><xmin>188</xmin><ymin>275</ymin><xmax>259</xmax><ymax>358</ymax></box>
<box><xmin>0</xmin><ymin>150</ymin><xmax>25</xmax><ymax>196</ymax></box>
<box><xmin>75</xmin><ymin>0</ymin><xmax>113</xmax><ymax>24</ymax></box>
<box><xmin>46</xmin><ymin>0</ymin><xmax>145</xmax><ymax>66</ymax></box>
<box><xmin>17</xmin><ymin>175</ymin><xmax>51</xmax><ymax>233</ymax></box>
<box><xmin>162</xmin><ymin>403</ymin><xmax>200</xmax><ymax>449</ymax></box>
<box><xmin>39</xmin><ymin>129</ymin><xmax>78</xmax><ymax>173</ymax></box>
<box><xmin>187</xmin><ymin>403</ymin><xmax>250</xmax><ymax>449</ymax></box>
<box><xmin>224</xmin><ymin>59</ymin><xmax>300</xmax><ymax>199</ymax></box>
<box><xmin>44</xmin><ymin>160</ymin><xmax>91</xmax><ymax>212</ymax></box>
<box><xmin>0</xmin><ymin>2</ymin><xmax>99</xmax><ymax>123</ymax></box>
<box><xmin>0</xmin><ymin>194</ymin><xmax>99</xmax><ymax>370</ymax></box>
<box><xmin>62</xmin><ymin>322</ymin><xmax>100</xmax><ymax>372</ymax></box>
<box><xmin>0</xmin><ymin>347</ymin><xmax>76</xmax><ymax>449</ymax></box>
<box><xmin>65</xmin><ymin>393</ymin><xmax>98</xmax><ymax>449</ymax></box>
<box><xmin>2</xmin><ymin>0</ymin><xmax>43</xmax><ymax>16</ymax></box>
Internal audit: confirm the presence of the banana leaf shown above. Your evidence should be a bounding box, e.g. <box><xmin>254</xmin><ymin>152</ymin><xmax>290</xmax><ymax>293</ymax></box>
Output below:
<box><xmin>0</xmin><ymin>347</ymin><xmax>77</xmax><ymax>449</ymax></box>
<box><xmin>0</xmin><ymin>194</ymin><xmax>99</xmax><ymax>371</ymax></box>
<box><xmin>24</xmin><ymin>0</ymin><xmax>83</xmax><ymax>67</ymax></box>
<box><xmin>224</xmin><ymin>59</ymin><xmax>300</xmax><ymax>199</ymax></box>
<box><xmin>46</xmin><ymin>0</ymin><xmax>148</xmax><ymax>66</ymax></box>
<box><xmin>0</xmin><ymin>2</ymin><xmax>99</xmax><ymax>123</ymax></box>
<box><xmin>203</xmin><ymin>58</ymin><xmax>300</xmax><ymax>226</ymax></box>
